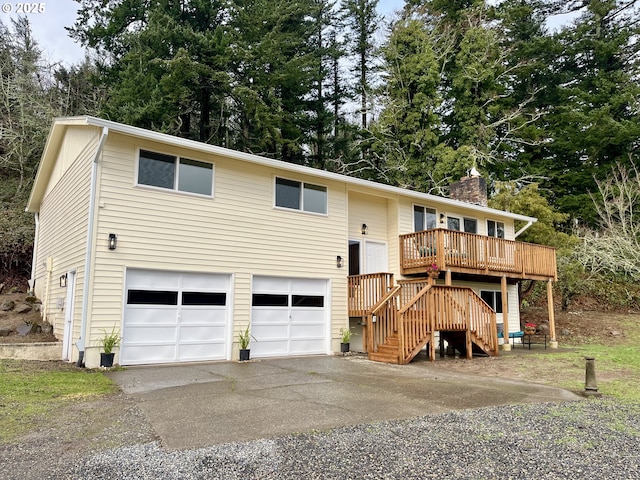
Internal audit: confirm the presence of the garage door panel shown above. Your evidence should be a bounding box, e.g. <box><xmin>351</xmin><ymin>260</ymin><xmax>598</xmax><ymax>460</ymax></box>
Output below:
<box><xmin>181</xmin><ymin>273</ymin><xmax>229</xmax><ymax>290</ymax></box>
<box><xmin>290</xmin><ymin>339</ymin><xmax>324</xmax><ymax>354</ymax></box>
<box><xmin>180</xmin><ymin>325</ymin><xmax>226</xmax><ymax>341</ymax></box>
<box><xmin>291</xmin><ymin>278</ymin><xmax>326</xmax><ymax>295</ymax></box>
<box><xmin>252</xmin><ymin>308</ymin><xmax>288</xmax><ymax>325</ymax></box>
<box><xmin>291</xmin><ymin>309</ymin><xmax>324</xmax><ymax>323</ymax></box>
<box><xmin>290</xmin><ymin>324</ymin><xmax>324</xmax><ymax>338</ymax></box>
<box><xmin>179</xmin><ymin>343</ymin><xmax>225</xmax><ymax>361</ymax></box>
<box><xmin>126</xmin><ymin>270</ymin><xmax>181</xmax><ymax>290</ymax></box>
<box><xmin>124</xmin><ymin>308</ymin><xmax>178</xmax><ymax>325</ymax></box>
<box><xmin>252</xmin><ymin>341</ymin><xmax>288</xmax><ymax>357</ymax></box>
<box><xmin>124</xmin><ymin>326</ymin><xmax>177</xmax><ymax>343</ymax></box>
<box><xmin>253</xmin><ymin>324</ymin><xmax>288</xmax><ymax>340</ymax></box>
<box><xmin>181</xmin><ymin>308</ymin><xmax>226</xmax><ymax>324</ymax></box>
<box><xmin>124</xmin><ymin>344</ymin><xmax>177</xmax><ymax>364</ymax></box>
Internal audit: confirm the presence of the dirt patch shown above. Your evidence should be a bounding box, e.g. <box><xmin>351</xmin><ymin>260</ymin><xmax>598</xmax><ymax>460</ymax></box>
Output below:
<box><xmin>522</xmin><ymin>306</ymin><xmax>635</xmax><ymax>347</ymax></box>
<box><xmin>429</xmin><ymin>307</ymin><xmax>639</xmax><ymax>392</ymax></box>
<box><xmin>0</xmin><ymin>292</ymin><xmax>57</xmax><ymax>344</ymax></box>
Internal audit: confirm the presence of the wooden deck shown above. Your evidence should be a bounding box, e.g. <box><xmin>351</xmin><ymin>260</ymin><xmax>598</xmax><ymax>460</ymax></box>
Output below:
<box><xmin>400</xmin><ymin>229</ymin><xmax>557</xmax><ymax>281</ymax></box>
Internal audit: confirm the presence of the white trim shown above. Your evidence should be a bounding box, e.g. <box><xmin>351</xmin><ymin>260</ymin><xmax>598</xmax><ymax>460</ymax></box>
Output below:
<box><xmin>28</xmin><ymin>212</ymin><xmax>39</xmax><ymax>292</ymax></box>
<box><xmin>35</xmin><ymin>116</ymin><xmax>537</xmax><ymax>224</ymax></box>
<box><xmin>77</xmin><ymin>126</ymin><xmax>109</xmax><ymax>355</ymax></box>
<box><xmin>62</xmin><ymin>270</ymin><xmax>77</xmax><ymax>361</ymax></box>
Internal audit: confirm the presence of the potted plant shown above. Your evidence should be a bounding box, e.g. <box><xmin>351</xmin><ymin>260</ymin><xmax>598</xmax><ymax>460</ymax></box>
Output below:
<box><xmin>340</xmin><ymin>327</ymin><xmax>352</xmax><ymax>353</ymax></box>
<box><xmin>524</xmin><ymin>322</ymin><xmax>537</xmax><ymax>335</ymax></box>
<box><xmin>238</xmin><ymin>324</ymin><xmax>254</xmax><ymax>361</ymax></box>
<box><xmin>98</xmin><ymin>327</ymin><xmax>120</xmax><ymax>367</ymax></box>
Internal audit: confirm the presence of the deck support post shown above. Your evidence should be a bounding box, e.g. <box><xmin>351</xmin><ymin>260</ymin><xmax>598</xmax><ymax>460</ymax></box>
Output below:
<box><xmin>500</xmin><ymin>275</ymin><xmax>511</xmax><ymax>352</ymax></box>
<box><xmin>501</xmin><ymin>275</ymin><xmax>511</xmax><ymax>351</ymax></box>
<box><xmin>547</xmin><ymin>280</ymin><xmax>558</xmax><ymax>348</ymax></box>
<box><xmin>445</xmin><ymin>270</ymin><xmax>452</xmax><ymax>286</ymax></box>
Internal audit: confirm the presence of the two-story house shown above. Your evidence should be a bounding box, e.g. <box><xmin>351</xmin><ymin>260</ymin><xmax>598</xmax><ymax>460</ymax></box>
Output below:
<box><xmin>27</xmin><ymin>117</ymin><xmax>557</xmax><ymax>368</ymax></box>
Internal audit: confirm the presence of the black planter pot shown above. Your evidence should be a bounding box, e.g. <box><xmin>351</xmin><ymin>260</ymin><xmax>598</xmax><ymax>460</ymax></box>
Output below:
<box><xmin>100</xmin><ymin>352</ymin><xmax>115</xmax><ymax>368</ymax></box>
<box><xmin>340</xmin><ymin>342</ymin><xmax>350</xmax><ymax>353</ymax></box>
<box><xmin>239</xmin><ymin>349</ymin><xmax>250</xmax><ymax>361</ymax></box>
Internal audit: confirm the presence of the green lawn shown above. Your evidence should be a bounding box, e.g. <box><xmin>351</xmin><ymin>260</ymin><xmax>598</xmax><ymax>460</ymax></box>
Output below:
<box><xmin>516</xmin><ymin>319</ymin><xmax>640</xmax><ymax>402</ymax></box>
<box><xmin>0</xmin><ymin>360</ymin><xmax>116</xmax><ymax>442</ymax></box>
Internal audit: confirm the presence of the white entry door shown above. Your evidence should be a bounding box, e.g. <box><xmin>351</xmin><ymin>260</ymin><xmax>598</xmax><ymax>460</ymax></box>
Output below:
<box><xmin>121</xmin><ymin>269</ymin><xmax>230</xmax><ymax>365</ymax></box>
<box><xmin>251</xmin><ymin>276</ymin><xmax>328</xmax><ymax>358</ymax></box>
<box><xmin>364</xmin><ymin>240</ymin><xmax>388</xmax><ymax>274</ymax></box>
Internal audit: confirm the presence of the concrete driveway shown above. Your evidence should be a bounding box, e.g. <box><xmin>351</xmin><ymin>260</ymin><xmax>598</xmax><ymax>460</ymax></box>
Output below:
<box><xmin>107</xmin><ymin>355</ymin><xmax>581</xmax><ymax>450</ymax></box>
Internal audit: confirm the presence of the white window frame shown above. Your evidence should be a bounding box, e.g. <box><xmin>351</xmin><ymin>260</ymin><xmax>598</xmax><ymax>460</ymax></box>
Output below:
<box><xmin>413</xmin><ymin>204</ymin><xmax>437</xmax><ymax>232</ymax></box>
<box><xmin>274</xmin><ymin>176</ymin><xmax>328</xmax><ymax>215</ymax></box>
<box><xmin>480</xmin><ymin>290</ymin><xmax>505</xmax><ymax>314</ymax></box>
<box><xmin>135</xmin><ymin>148</ymin><xmax>215</xmax><ymax>198</ymax></box>
<box><xmin>487</xmin><ymin>219</ymin><xmax>505</xmax><ymax>239</ymax></box>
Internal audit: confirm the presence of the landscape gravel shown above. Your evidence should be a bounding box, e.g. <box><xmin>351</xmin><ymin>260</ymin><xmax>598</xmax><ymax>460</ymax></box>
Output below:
<box><xmin>6</xmin><ymin>398</ymin><xmax>638</xmax><ymax>480</ymax></box>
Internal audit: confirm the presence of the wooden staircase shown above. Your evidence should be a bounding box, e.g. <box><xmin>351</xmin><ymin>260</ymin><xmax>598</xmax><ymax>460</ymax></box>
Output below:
<box><xmin>365</xmin><ymin>282</ymin><xmax>499</xmax><ymax>364</ymax></box>
<box><xmin>368</xmin><ymin>334</ymin><xmax>400</xmax><ymax>364</ymax></box>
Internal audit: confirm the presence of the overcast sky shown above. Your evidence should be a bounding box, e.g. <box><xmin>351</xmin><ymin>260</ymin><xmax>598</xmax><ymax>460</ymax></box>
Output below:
<box><xmin>0</xmin><ymin>0</ymin><xmax>574</xmax><ymax>68</ymax></box>
<box><xmin>0</xmin><ymin>0</ymin><xmax>401</xmax><ymax>66</ymax></box>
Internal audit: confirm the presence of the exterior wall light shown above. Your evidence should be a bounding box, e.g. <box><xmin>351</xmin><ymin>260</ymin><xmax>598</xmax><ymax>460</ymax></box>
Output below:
<box><xmin>336</xmin><ymin>256</ymin><xmax>344</xmax><ymax>268</ymax></box>
<box><xmin>108</xmin><ymin>233</ymin><xmax>117</xmax><ymax>250</ymax></box>
<box><xmin>60</xmin><ymin>273</ymin><xmax>67</xmax><ymax>288</ymax></box>
<box><xmin>439</xmin><ymin>213</ymin><xmax>446</xmax><ymax>225</ymax></box>
<box><xmin>361</xmin><ymin>224</ymin><xmax>368</xmax><ymax>235</ymax></box>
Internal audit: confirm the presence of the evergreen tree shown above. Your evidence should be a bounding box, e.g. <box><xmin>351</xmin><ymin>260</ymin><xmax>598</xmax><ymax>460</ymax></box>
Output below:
<box><xmin>341</xmin><ymin>0</ymin><xmax>380</xmax><ymax>129</ymax></box>
<box><xmin>540</xmin><ymin>0</ymin><xmax>640</xmax><ymax>226</ymax></box>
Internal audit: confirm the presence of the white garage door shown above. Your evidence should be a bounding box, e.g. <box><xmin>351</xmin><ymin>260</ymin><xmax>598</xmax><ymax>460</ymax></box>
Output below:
<box><xmin>120</xmin><ymin>269</ymin><xmax>230</xmax><ymax>365</ymax></box>
<box><xmin>251</xmin><ymin>276</ymin><xmax>328</xmax><ymax>357</ymax></box>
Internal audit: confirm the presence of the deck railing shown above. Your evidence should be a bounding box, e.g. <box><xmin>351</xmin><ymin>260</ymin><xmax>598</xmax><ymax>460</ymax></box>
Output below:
<box><xmin>348</xmin><ymin>273</ymin><xmax>394</xmax><ymax>316</ymax></box>
<box><xmin>400</xmin><ymin>229</ymin><xmax>557</xmax><ymax>280</ymax></box>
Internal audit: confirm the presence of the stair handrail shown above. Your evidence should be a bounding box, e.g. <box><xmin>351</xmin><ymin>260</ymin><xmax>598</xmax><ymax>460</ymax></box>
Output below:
<box><xmin>368</xmin><ymin>285</ymin><xmax>402</xmax><ymax>354</ymax></box>
<box><xmin>397</xmin><ymin>284</ymin><xmax>433</xmax><ymax>363</ymax></box>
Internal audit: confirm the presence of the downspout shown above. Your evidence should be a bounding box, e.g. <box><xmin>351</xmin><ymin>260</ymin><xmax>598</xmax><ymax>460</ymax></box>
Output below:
<box><xmin>76</xmin><ymin>126</ymin><xmax>109</xmax><ymax>367</ymax></box>
<box><xmin>514</xmin><ymin>220</ymin><xmax>533</xmax><ymax>239</ymax></box>
<box><xmin>28</xmin><ymin>212</ymin><xmax>39</xmax><ymax>295</ymax></box>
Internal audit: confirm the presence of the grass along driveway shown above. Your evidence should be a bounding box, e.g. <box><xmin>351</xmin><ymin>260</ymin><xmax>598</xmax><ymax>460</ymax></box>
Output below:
<box><xmin>0</xmin><ymin>360</ymin><xmax>116</xmax><ymax>442</ymax></box>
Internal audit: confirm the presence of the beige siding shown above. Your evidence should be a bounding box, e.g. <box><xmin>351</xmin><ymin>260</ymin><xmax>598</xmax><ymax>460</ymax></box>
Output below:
<box><xmin>87</xmin><ymin>133</ymin><xmax>348</xmax><ymax>360</ymax></box>
<box><xmin>33</xmin><ymin>127</ymin><xmax>100</xmax><ymax>357</ymax></box>
<box><xmin>347</xmin><ymin>191</ymin><xmax>399</xmax><ymax>275</ymax></box>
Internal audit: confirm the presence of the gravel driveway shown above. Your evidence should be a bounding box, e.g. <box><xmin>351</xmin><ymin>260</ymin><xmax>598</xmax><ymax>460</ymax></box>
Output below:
<box><xmin>3</xmin><ymin>398</ymin><xmax>639</xmax><ymax>479</ymax></box>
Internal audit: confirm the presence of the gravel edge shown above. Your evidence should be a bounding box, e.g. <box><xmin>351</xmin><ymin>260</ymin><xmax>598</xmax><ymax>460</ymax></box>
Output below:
<box><xmin>3</xmin><ymin>398</ymin><xmax>638</xmax><ymax>480</ymax></box>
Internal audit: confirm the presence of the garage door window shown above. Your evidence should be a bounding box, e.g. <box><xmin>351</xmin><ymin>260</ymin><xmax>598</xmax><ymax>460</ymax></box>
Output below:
<box><xmin>252</xmin><ymin>294</ymin><xmax>289</xmax><ymax>307</ymax></box>
<box><xmin>182</xmin><ymin>292</ymin><xmax>226</xmax><ymax>306</ymax></box>
<box><xmin>127</xmin><ymin>290</ymin><xmax>179</xmax><ymax>305</ymax></box>
<box><xmin>292</xmin><ymin>295</ymin><xmax>324</xmax><ymax>307</ymax></box>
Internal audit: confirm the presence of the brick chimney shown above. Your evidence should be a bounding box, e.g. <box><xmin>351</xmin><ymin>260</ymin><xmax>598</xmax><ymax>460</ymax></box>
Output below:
<box><xmin>450</xmin><ymin>174</ymin><xmax>487</xmax><ymax>207</ymax></box>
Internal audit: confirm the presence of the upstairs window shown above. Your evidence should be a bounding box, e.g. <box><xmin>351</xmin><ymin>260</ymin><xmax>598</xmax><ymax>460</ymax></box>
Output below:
<box><xmin>275</xmin><ymin>177</ymin><xmax>327</xmax><ymax>214</ymax></box>
<box><xmin>414</xmin><ymin>205</ymin><xmax>437</xmax><ymax>231</ymax></box>
<box><xmin>464</xmin><ymin>218</ymin><xmax>478</xmax><ymax>234</ymax></box>
<box><xmin>487</xmin><ymin>220</ymin><xmax>505</xmax><ymax>239</ymax></box>
<box><xmin>138</xmin><ymin>150</ymin><xmax>213</xmax><ymax>196</ymax></box>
